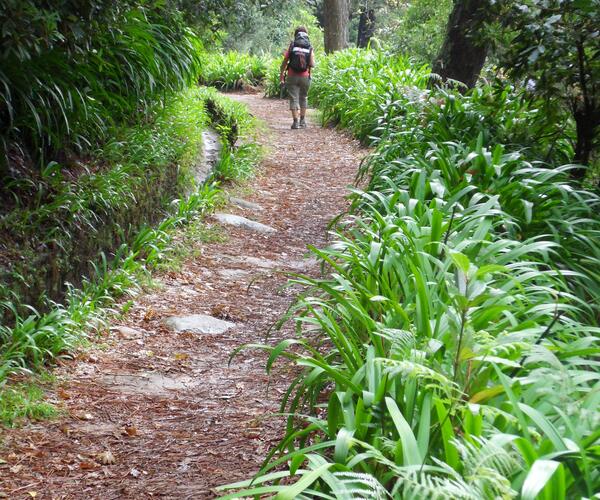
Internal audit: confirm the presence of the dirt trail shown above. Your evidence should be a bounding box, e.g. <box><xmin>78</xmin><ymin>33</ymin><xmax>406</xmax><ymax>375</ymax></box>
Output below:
<box><xmin>0</xmin><ymin>93</ymin><xmax>364</xmax><ymax>499</ymax></box>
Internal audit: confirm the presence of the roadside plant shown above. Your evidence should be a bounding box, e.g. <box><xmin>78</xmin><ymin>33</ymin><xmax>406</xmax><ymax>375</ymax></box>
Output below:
<box><xmin>198</xmin><ymin>51</ymin><xmax>269</xmax><ymax>90</ymax></box>
<box><xmin>221</xmin><ymin>47</ymin><xmax>600</xmax><ymax>499</ymax></box>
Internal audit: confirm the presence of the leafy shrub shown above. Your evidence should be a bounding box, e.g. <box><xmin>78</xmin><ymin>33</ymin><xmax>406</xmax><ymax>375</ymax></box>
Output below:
<box><xmin>221</xmin><ymin>48</ymin><xmax>600</xmax><ymax>499</ymax></box>
<box><xmin>366</xmin><ymin>0</ymin><xmax>453</xmax><ymax>64</ymax></box>
<box><xmin>309</xmin><ymin>48</ymin><xmax>431</xmax><ymax>141</ymax></box>
<box><xmin>198</xmin><ymin>51</ymin><xmax>269</xmax><ymax>90</ymax></box>
<box><xmin>0</xmin><ymin>2</ymin><xmax>201</xmax><ymax>174</ymax></box>
<box><xmin>220</xmin><ymin>4</ymin><xmax>323</xmax><ymax>56</ymax></box>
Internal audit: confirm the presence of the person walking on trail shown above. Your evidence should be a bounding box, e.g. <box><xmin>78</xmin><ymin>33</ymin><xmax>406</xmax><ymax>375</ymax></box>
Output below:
<box><xmin>280</xmin><ymin>26</ymin><xmax>315</xmax><ymax>130</ymax></box>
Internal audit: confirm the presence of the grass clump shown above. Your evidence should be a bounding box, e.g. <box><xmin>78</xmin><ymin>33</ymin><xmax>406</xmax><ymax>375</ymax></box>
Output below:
<box><xmin>0</xmin><ymin>379</ymin><xmax>58</xmax><ymax>428</ymax></box>
<box><xmin>198</xmin><ymin>51</ymin><xmax>269</xmax><ymax>90</ymax></box>
<box><xmin>221</xmin><ymin>48</ymin><xmax>600</xmax><ymax>499</ymax></box>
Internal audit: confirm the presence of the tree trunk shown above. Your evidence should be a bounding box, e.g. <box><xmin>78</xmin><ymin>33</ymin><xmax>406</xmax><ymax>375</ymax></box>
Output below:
<box><xmin>357</xmin><ymin>9</ymin><xmax>375</xmax><ymax>48</ymax></box>
<box><xmin>432</xmin><ymin>0</ymin><xmax>491</xmax><ymax>89</ymax></box>
<box><xmin>572</xmin><ymin>106</ymin><xmax>599</xmax><ymax>180</ymax></box>
<box><xmin>323</xmin><ymin>0</ymin><xmax>349</xmax><ymax>53</ymax></box>
<box><xmin>571</xmin><ymin>39</ymin><xmax>599</xmax><ymax>181</ymax></box>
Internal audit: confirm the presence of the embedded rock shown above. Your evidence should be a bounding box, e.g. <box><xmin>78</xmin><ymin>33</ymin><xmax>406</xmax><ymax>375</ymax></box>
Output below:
<box><xmin>229</xmin><ymin>197</ymin><xmax>264</xmax><ymax>212</ymax></box>
<box><xmin>214</xmin><ymin>213</ymin><xmax>276</xmax><ymax>233</ymax></box>
<box><xmin>162</xmin><ymin>314</ymin><xmax>235</xmax><ymax>334</ymax></box>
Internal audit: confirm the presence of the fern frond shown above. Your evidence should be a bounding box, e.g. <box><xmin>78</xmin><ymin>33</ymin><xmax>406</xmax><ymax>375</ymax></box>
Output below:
<box><xmin>376</xmin><ymin>358</ymin><xmax>458</xmax><ymax>397</ymax></box>
<box><xmin>333</xmin><ymin>472</ymin><xmax>390</xmax><ymax>500</ymax></box>
<box><xmin>375</xmin><ymin>328</ymin><xmax>417</xmax><ymax>358</ymax></box>
<box><xmin>453</xmin><ymin>436</ymin><xmax>520</xmax><ymax>499</ymax></box>
<box><xmin>391</xmin><ymin>471</ymin><xmax>479</xmax><ymax>500</ymax></box>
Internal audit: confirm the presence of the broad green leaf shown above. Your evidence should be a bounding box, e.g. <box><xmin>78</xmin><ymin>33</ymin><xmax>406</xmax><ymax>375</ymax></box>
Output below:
<box><xmin>385</xmin><ymin>397</ymin><xmax>422</xmax><ymax>465</ymax></box>
<box><xmin>521</xmin><ymin>460</ymin><xmax>560</xmax><ymax>500</ymax></box>
<box><xmin>274</xmin><ymin>462</ymin><xmax>333</xmax><ymax>500</ymax></box>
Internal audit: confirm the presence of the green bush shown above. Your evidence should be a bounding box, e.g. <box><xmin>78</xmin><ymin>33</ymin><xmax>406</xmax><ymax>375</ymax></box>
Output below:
<box><xmin>309</xmin><ymin>48</ymin><xmax>431</xmax><ymax>141</ymax></box>
<box><xmin>198</xmin><ymin>51</ymin><xmax>269</xmax><ymax>90</ymax></box>
<box><xmin>221</xmin><ymin>48</ymin><xmax>600</xmax><ymax>499</ymax></box>
<box><xmin>0</xmin><ymin>2</ymin><xmax>201</xmax><ymax>173</ymax></box>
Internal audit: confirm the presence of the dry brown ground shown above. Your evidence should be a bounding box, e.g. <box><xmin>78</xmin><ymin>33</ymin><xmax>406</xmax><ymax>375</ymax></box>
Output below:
<box><xmin>0</xmin><ymin>93</ymin><xmax>365</xmax><ymax>499</ymax></box>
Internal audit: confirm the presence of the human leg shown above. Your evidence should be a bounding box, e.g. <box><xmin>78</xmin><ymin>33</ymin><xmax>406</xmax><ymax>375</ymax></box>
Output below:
<box><xmin>286</xmin><ymin>76</ymin><xmax>301</xmax><ymax>128</ymax></box>
<box><xmin>298</xmin><ymin>77</ymin><xmax>310</xmax><ymax>128</ymax></box>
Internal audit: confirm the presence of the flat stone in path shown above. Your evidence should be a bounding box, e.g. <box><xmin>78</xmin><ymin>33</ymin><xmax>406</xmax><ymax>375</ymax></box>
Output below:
<box><xmin>214</xmin><ymin>213</ymin><xmax>276</xmax><ymax>233</ymax></box>
<box><xmin>162</xmin><ymin>314</ymin><xmax>235</xmax><ymax>334</ymax></box>
<box><xmin>229</xmin><ymin>196</ymin><xmax>264</xmax><ymax>211</ymax></box>
<box><xmin>218</xmin><ymin>268</ymin><xmax>251</xmax><ymax>280</ymax></box>
<box><xmin>100</xmin><ymin>372</ymin><xmax>198</xmax><ymax>396</ymax></box>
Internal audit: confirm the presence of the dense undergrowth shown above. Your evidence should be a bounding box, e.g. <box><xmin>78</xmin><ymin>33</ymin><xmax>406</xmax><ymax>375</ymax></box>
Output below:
<box><xmin>221</xmin><ymin>49</ymin><xmax>600</xmax><ymax>499</ymax></box>
<box><xmin>1</xmin><ymin>88</ymin><xmax>208</xmax><ymax>310</ymax></box>
<box><xmin>0</xmin><ymin>3</ymin><xmax>201</xmax><ymax>175</ymax></box>
<box><xmin>0</xmin><ymin>88</ymin><xmax>258</xmax><ymax>386</ymax></box>
<box><xmin>198</xmin><ymin>52</ymin><xmax>269</xmax><ymax>91</ymax></box>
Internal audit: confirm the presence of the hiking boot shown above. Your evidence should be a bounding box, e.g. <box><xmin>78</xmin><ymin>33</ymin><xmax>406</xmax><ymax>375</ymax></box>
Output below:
<box><xmin>291</xmin><ymin>119</ymin><xmax>299</xmax><ymax>129</ymax></box>
<box><xmin>299</xmin><ymin>117</ymin><xmax>307</xmax><ymax>128</ymax></box>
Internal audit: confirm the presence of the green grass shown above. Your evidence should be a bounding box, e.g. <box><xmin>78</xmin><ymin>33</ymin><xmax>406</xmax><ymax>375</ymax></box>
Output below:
<box><xmin>0</xmin><ymin>377</ymin><xmax>59</xmax><ymax>428</ymax></box>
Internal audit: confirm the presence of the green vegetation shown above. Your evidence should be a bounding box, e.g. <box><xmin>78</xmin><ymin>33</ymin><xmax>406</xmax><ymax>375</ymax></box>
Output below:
<box><xmin>365</xmin><ymin>0</ymin><xmax>453</xmax><ymax>63</ymax></box>
<box><xmin>199</xmin><ymin>52</ymin><xmax>268</xmax><ymax>90</ymax></box>
<box><xmin>0</xmin><ymin>88</ymin><xmax>258</xmax><ymax>384</ymax></box>
<box><xmin>221</xmin><ymin>48</ymin><xmax>600</xmax><ymax>499</ymax></box>
<box><xmin>1</xmin><ymin>88</ymin><xmax>209</xmax><ymax>310</ymax></box>
<box><xmin>0</xmin><ymin>377</ymin><xmax>59</xmax><ymax>428</ymax></box>
<box><xmin>0</xmin><ymin>2</ymin><xmax>201</xmax><ymax>174</ymax></box>
<box><xmin>2</xmin><ymin>0</ymin><xmax>599</xmax><ymax>495</ymax></box>
<box><xmin>219</xmin><ymin>3</ymin><xmax>322</xmax><ymax>55</ymax></box>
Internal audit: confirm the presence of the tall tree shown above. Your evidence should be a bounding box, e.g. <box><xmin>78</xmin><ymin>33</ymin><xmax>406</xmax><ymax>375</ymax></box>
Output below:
<box><xmin>432</xmin><ymin>0</ymin><xmax>492</xmax><ymax>88</ymax></box>
<box><xmin>323</xmin><ymin>0</ymin><xmax>349</xmax><ymax>53</ymax></box>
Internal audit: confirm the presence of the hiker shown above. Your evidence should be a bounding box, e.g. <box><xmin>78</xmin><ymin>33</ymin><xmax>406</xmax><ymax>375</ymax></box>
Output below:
<box><xmin>280</xmin><ymin>26</ymin><xmax>315</xmax><ymax>129</ymax></box>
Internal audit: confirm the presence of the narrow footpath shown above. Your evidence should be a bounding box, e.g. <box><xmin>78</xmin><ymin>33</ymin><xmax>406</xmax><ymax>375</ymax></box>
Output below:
<box><xmin>0</xmin><ymin>93</ymin><xmax>364</xmax><ymax>499</ymax></box>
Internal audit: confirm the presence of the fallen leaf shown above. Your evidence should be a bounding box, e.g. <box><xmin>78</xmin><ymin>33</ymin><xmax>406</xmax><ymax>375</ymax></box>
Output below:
<box><xmin>57</xmin><ymin>388</ymin><xmax>70</xmax><ymax>400</ymax></box>
<box><xmin>27</xmin><ymin>492</ymin><xmax>37</xmax><ymax>498</ymax></box>
<box><xmin>143</xmin><ymin>308</ymin><xmax>156</xmax><ymax>321</ymax></box>
<box><xmin>174</xmin><ymin>353</ymin><xmax>189</xmax><ymax>361</ymax></box>
<box><xmin>124</xmin><ymin>426</ymin><xmax>138</xmax><ymax>437</ymax></box>
<box><xmin>10</xmin><ymin>465</ymin><xmax>22</xmax><ymax>474</ymax></box>
<box><xmin>129</xmin><ymin>468</ymin><xmax>141</xmax><ymax>478</ymax></box>
<box><xmin>79</xmin><ymin>461</ymin><xmax>98</xmax><ymax>470</ymax></box>
<box><xmin>96</xmin><ymin>451</ymin><xmax>116</xmax><ymax>465</ymax></box>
